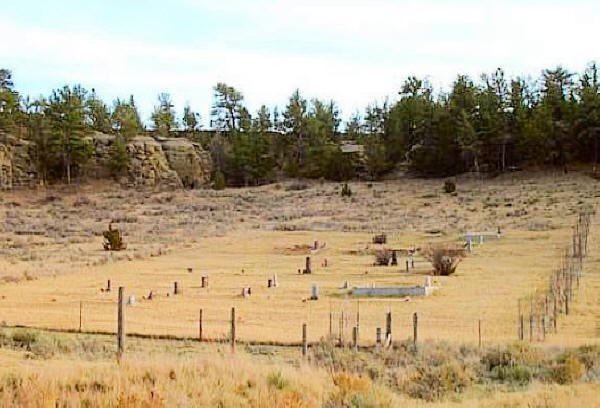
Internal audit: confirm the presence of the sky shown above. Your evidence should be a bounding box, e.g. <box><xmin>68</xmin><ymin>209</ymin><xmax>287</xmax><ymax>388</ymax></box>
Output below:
<box><xmin>1</xmin><ymin>0</ymin><xmax>599</xmax><ymax>128</ymax></box>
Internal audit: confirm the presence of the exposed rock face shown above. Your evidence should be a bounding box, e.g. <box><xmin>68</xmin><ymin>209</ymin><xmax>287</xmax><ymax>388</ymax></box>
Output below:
<box><xmin>126</xmin><ymin>136</ymin><xmax>182</xmax><ymax>188</ymax></box>
<box><xmin>0</xmin><ymin>132</ymin><xmax>37</xmax><ymax>189</ymax></box>
<box><xmin>156</xmin><ymin>137</ymin><xmax>212</xmax><ymax>188</ymax></box>
<box><xmin>88</xmin><ymin>133</ymin><xmax>211</xmax><ymax>189</ymax></box>
<box><xmin>1</xmin><ymin>132</ymin><xmax>212</xmax><ymax>189</ymax></box>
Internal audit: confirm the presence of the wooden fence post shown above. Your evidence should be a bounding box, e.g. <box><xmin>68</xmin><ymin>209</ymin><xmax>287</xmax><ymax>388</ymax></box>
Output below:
<box><xmin>174</xmin><ymin>281</ymin><xmax>179</xmax><ymax>295</ymax></box>
<box><xmin>352</xmin><ymin>326</ymin><xmax>358</xmax><ymax>352</ymax></box>
<box><xmin>518</xmin><ymin>299</ymin><xmax>523</xmax><ymax>341</ymax></box>
<box><xmin>529</xmin><ymin>314</ymin><xmax>533</xmax><ymax>342</ymax></box>
<box><xmin>553</xmin><ymin>294</ymin><xmax>558</xmax><ymax>332</ymax></box>
<box><xmin>117</xmin><ymin>286</ymin><xmax>125</xmax><ymax>361</ymax></box>
<box><xmin>230</xmin><ymin>307</ymin><xmax>236</xmax><ymax>352</ymax></box>
<box><xmin>413</xmin><ymin>312</ymin><xmax>418</xmax><ymax>349</ymax></box>
<box><xmin>302</xmin><ymin>323</ymin><xmax>308</xmax><ymax>357</ymax></box>
<box><xmin>198</xmin><ymin>309</ymin><xmax>203</xmax><ymax>342</ymax></box>
<box><xmin>340</xmin><ymin>311</ymin><xmax>344</xmax><ymax>346</ymax></box>
<box><xmin>376</xmin><ymin>327</ymin><xmax>382</xmax><ymax>346</ymax></box>
<box><xmin>541</xmin><ymin>316</ymin><xmax>546</xmax><ymax>341</ymax></box>
<box><xmin>386</xmin><ymin>311</ymin><xmax>392</xmax><ymax>345</ymax></box>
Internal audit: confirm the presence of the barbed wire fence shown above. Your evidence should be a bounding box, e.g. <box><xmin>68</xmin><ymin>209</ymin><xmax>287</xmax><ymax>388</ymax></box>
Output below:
<box><xmin>516</xmin><ymin>210</ymin><xmax>593</xmax><ymax>342</ymax></box>
<box><xmin>3</xmin><ymin>210</ymin><xmax>595</xmax><ymax>360</ymax></box>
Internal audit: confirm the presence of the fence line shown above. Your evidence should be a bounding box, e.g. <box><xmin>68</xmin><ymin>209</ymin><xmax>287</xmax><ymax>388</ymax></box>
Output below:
<box><xmin>516</xmin><ymin>210</ymin><xmax>593</xmax><ymax>342</ymax></box>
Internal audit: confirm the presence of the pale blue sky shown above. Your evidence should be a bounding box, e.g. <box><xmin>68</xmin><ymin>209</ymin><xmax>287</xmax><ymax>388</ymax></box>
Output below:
<box><xmin>1</xmin><ymin>0</ymin><xmax>599</xmax><ymax>127</ymax></box>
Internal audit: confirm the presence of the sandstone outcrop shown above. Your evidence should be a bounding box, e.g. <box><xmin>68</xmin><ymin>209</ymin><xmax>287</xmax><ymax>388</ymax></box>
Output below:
<box><xmin>0</xmin><ymin>132</ymin><xmax>37</xmax><ymax>189</ymax></box>
<box><xmin>156</xmin><ymin>136</ymin><xmax>211</xmax><ymax>188</ymax></box>
<box><xmin>1</xmin><ymin>131</ymin><xmax>212</xmax><ymax>190</ymax></box>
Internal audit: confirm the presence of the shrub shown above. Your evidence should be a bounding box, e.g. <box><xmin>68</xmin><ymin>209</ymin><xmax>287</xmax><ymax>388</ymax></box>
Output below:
<box><xmin>372</xmin><ymin>234</ymin><xmax>387</xmax><ymax>244</ymax></box>
<box><xmin>325</xmin><ymin>373</ymin><xmax>372</xmax><ymax>407</ymax></box>
<box><xmin>266</xmin><ymin>371</ymin><xmax>290</xmax><ymax>390</ymax></box>
<box><xmin>374</xmin><ymin>249</ymin><xmax>391</xmax><ymax>266</ymax></box>
<box><xmin>490</xmin><ymin>364</ymin><xmax>533</xmax><ymax>386</ymax></box>
<box><xmin>551</xmin><ymin>355</ymin><xmax>585</xmax><ymax>384</ymax></box>
<box><xmin>285</xmin><ymin>181</ymin><xmax>309</xmax><ymax>191</ymax></box>
<box><xmin>400</xmin><ymin>360</ymin><xmax>474</xmax><ymax>401</ymax></box>
<box><xmin>482</xmin><ymin>343</ymin><xmax>543</xmax><ymax>371</ymax></box>
<box><xmin>443</xmin><ymin>180</ymin><xmax>456</xmax><ymax>194</ymax></box>
<box><xmin>11</xmin><ymin>329</ymin><xmax>38</xmax><ymax>348</ymax></box>
<box><xmin>421</xmin><ymin>244</ymin><xmax>465</xmax><ymax>276</ymax></box>
<box><xmin>341</xmin><ymin>183</ymin><xmax>352</xmax><ymax>197</ymax></box>
<box><xmin>212</xmin><ymin>171</ymin><xmax>226</xmax><ymax>190</ymax></box>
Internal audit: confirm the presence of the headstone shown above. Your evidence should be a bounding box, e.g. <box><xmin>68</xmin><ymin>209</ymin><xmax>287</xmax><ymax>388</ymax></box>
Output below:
<box><xmin>127</xmin><ymin>294</ymin><xmax>136</xmax><ymax>306</ymax></box>
<box><xmin>273</xmin><ymin>274</ymin><xmax>279</xmax><ymax>287</ymax></box>
<box><xmin>267</xmin><ymin>279</ymin><xmax>273</xmax><ymax>288</ymax></box>
<box><xmin>187</xmin><ymin>267</ymin><xmax>193</xmax><ymax>273</ymax></box>
<box><xmin>201</xmin><ymin>276</ymin><xmax>208</xmax><ymax>288</ymax></box>
<box><xmin>304</xmin><ymin>256</ymin><xmax>312</xmax><ymax>274</ymax></box>
<box><xmin>310</xmin><ymin>284</ymin><xmax>319</xmax><ymax>300</ymax></box>
<box><xmin>425</xmin><ymin>276</ymin><xmax>432</xmax><ymax>287</ymax></box>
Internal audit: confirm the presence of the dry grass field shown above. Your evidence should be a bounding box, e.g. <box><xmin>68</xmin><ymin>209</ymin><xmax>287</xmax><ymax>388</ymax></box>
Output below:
<box><xmin>0</xmin><ymin>227</ymin><xmax>596</xmax><ymax>347</ymax></box>
<box><xmin>1</xmin><ymin>171</ymin><xmax>600</xmax><ymax>406</ymax></box>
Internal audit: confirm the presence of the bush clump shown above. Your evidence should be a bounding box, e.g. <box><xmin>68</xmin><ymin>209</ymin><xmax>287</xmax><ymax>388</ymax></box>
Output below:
<box><xmin>212</xmin><ymin>171</ymin><xmax>226</xmax><ymax>190</ymax></box>
<box><xmin>490</xmin><ymin>364</ymin><xmax>533</xmax><ymax>386</ymax></box>
<box><xmin>550</xmin><ymin>355</ymin><xmax>585</xmax><ymax>384</ymax></box>
<box><xmin>421</xmin><ymin>244</ymin><xmax>465</xmax><ymax>276</ymax></box>
<box><xmin>443</xmin><ymin>180</ymin><xmax>456</xmax><ymax>194</ymax></box>
<box><xmin>341</xmin><ymin>183</ymin><xmax>352</xmax><ymax>197</ymax></box>
<box><xmin>266</xmin><ymin>371</ymin><xmax>290</xmax><ymax>390</ymax></box>
<box><xmin>400</xmin><ymin>360</ymin><xmax>474</xmax><ymax>401</ymax></box>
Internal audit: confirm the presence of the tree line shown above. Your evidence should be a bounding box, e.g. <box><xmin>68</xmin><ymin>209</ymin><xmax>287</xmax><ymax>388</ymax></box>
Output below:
<box><xmin>1</xmin><ymin>63</ymin><xmax>599</xmax><ymax>187</ymax></box>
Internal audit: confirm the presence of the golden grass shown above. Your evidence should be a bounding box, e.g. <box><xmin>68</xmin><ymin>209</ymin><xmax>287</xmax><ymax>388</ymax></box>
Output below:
<box><xmin>1</xmin><ymin>172</ymin><xmax>600</xmax><ymax>406</ymax></box>
<box><xmin>0</xmin><ymin>344</ymin><xmax>599</xmax><ymax>407</ymax></box>
<box><xmin>0</xmin><ymin>224</ymin><xmax>593</xmax><ymax>347</ymax></box>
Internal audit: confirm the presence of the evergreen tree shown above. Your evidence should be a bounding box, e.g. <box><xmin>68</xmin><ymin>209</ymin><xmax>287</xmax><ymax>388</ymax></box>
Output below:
<box><xmin>109</xmin><ymin>134</ymin><xmax>129</xmax><ymax>176</ymax></box>
<box><xmin>86</xmin><ymin>89</ymin><xmax>112</xmax><ymax>133</ymax></box>
<box><xmin>151</xmin><ymin>93</ymin><xmax>176</xmax><ymax>137</ymax></box>
<box><xmin>211</xmin><ymin>83</ymin><xmax>244</xmax><ymax>132</ymax></box>
<box><xmin>46</xmin><ymin>85</ymin><xmax>92</xmax><ymax>184</ymax></box>
<box><xmin>112</xmin><ymin>96</ymin><xmax>143</xmax><ymax>139</ymax></box>
<box><xmin>0</xmin><ymin>69</ymin><xmax>20</xmax><ymax>132</ymax></box>
<box><xmin>182</xmin><ymin>103</ymin><xmax>201</xmax><ymax>136</ymax></box>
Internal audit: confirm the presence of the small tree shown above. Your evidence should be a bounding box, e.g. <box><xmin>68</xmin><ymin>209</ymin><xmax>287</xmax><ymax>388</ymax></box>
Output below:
<box><xmin>151</xmin><ymin>93</ymin><xmax>176</xmax><ymax>137</ymax></box>
<box><xmin>422</xmin><ymin>244</ymin><xmax>465</xmax><ymax>276</ymax></box>
<box><xmin>103</xmin><ymin>223</ymin><xmax>126</xmax><ymax>251</ymax></box>
<box><xmin>109</xmin><ymin>135</ymin><xmax>129</xmax><ymax>176</ymax></box>
<box><xmin>374</xmin><ymin>249</ymin><xmax>391</xmax><ymax>266</ymax></box>
<box><xmin>341</xmin><ymin>183</ymin><xmax>352</xmax><ymax>197</ymax></box>
<box><xmin>443</xmin><ymin>180</ymin><xmax>456</xmax><ymax>193</ymax></box>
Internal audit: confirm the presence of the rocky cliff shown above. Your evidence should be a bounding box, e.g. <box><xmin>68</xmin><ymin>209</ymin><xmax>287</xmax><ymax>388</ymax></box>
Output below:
<box><xmin>0</xmin><ymin>133</ymin><xmax>37</xmax><ymax>190</ymax></box>
<box><xmin>0</xmin><ymin>132</ymin><xmax>212</xmax><ymax>190</ymax></box>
